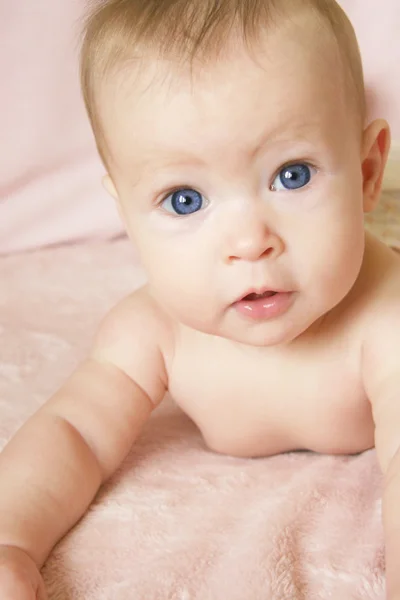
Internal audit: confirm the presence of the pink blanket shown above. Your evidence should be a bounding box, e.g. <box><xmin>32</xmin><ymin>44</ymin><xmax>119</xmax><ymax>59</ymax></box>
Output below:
<box><xmin>1</xmin><ymin>193</ymin><xmax>400</xmax><ymax>599</ymax></box>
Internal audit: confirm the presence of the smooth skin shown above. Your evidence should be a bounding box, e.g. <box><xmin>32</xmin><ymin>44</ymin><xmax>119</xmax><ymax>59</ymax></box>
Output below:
<box><xmin>0</xmin><ymin>12</ymin><xmax>399</xmax><ymax>599</ymax></box>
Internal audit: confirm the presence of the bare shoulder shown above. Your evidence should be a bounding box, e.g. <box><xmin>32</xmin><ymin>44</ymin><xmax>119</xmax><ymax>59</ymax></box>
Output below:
<box><xmin>93</xmin><ymin>285</ymin><xmax>172</xmax><ymax>345</ymax></box>
<box><xmin>362</xmin><ymin>234</ymin><xmax>400</xmax><ymax>324</ymax></box>
<box><xmin>361</xmin><ymin>234</ymin><xmax>400</xmax><ymax>394</ymax></box>
<box><xmin>90</xmin><ymin>286</ymin><xmax>174</xmax><ymax>405</ymax></box>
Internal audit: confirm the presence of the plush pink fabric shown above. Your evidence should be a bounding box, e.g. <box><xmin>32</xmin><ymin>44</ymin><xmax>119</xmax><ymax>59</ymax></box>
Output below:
<box><xmin>0</xmin><ymin>0</ymin><xmax>399</xmax><ymax>255</ymax></box>
<box><xmin>0</xmin><ymin>194</ymin><xmax>399</xmax><ymax>599</ymax></box>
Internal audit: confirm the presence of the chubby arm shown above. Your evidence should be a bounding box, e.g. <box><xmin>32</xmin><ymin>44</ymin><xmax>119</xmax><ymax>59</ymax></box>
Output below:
<box><xmin>363</xmin><ymin>305</ymin><xmax>400</xmax><ymax>600</ymax></box>
<box><xmin>0</xmin><ymin>289</ymin><xmax>169</xmax><ymax>568</ymax></box>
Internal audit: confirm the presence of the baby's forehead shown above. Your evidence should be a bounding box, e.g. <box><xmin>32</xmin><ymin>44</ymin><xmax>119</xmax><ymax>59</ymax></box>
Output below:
<box><xmin>98</xmin><ymin>17</ymin><xmax>356</xmax><ymax>171</ymax></box>
<box><xmin>106</xmin><ymin>14</ymin><xmax>342</xmax><ymax>107</ymax></box>
<box><xmin>107</xmin><ymin>47</ymin><xmax>339</xmax><ymax>118</ymax></box>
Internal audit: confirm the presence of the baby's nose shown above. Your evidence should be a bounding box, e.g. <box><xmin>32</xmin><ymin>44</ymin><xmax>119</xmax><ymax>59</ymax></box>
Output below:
<box><xmin>223</xmin><ymin>209</ymin><xmax>284</xmax><ymax>263</ymax></box>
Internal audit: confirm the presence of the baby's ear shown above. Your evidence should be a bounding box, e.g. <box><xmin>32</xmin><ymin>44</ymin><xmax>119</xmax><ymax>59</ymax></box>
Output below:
<box><xmin>102</xmin><ymin>175</ymin><xmax>128</xmax><ymax>228</ymax></box>
<box><xmin>102</xmin><ymin>174</ymin><xmax>119</xmax><ymax>200</ymax></box>
<box><xmin>361</xmin><ymin>119</ymin><xmax>391</xmax><ymax>213</ymax></box>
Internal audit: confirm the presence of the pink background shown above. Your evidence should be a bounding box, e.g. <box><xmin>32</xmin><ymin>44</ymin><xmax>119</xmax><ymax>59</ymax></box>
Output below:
<box><xmin>0</xmin><ymin>0</ymin><xmax>399</xmax><ymax>254</ymax></box>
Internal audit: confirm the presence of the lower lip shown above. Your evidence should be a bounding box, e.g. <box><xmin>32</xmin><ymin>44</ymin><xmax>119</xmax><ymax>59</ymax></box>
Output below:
<box><xmin>233</xmin><ymin>292</ymin><xmax>294</xmax><ymax>321</ymax></box>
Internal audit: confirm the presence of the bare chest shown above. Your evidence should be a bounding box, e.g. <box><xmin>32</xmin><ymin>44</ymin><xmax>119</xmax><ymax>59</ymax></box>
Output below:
<box><xmin>167</xmin><ymin>338</ymin><xmax>375</xmax><ymax>457</ymax></box>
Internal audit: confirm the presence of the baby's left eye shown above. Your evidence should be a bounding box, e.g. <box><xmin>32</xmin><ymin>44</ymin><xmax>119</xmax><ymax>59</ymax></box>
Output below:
<box><xmin>270</xmin><ymin>163</ymin><xmax>315</xmax><ymax>192</ymax></box>
<box><xmin>161</xmin><ymin>188</ymin><xmax>206</xmax><ymax>216</ymax></box>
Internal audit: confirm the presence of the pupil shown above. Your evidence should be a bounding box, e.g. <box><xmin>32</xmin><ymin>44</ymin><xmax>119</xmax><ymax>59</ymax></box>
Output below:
<box><xmin>180</xmin><ymin>194</ymin><xmax>192</xmax><ymax>205</ymax></box>
<box><xmin>280</xmin><ymin>164</ymin><xmax>310</xmax><ymax>189</ymax></box>
<box><xmin>171</xmin><ymin>189</ymin><xmax>202</xmax><ymax>215</ymax></box>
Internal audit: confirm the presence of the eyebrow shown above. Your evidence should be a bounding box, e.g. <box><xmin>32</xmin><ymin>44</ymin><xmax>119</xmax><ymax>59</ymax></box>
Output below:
<box><xmin>148</xmin><ymin>156</ymin><xmax>207</xmax><ymax>170</ymax></box>
<box><xmin>250</xmin><ymin>120</ymin><xmax>322</xmax><ymax>159</ymax></box>
<box><xmin>135</xmin><ymin>119</ymin><xmax>322</xmax><ymax>175</ymax></box>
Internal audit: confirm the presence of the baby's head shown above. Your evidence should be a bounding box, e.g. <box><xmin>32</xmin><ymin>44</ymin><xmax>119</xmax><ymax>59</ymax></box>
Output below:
<box><xmin>81</xmin><ymin>0</ymin><xmax>390</xmax><ymax>347</ymax></box>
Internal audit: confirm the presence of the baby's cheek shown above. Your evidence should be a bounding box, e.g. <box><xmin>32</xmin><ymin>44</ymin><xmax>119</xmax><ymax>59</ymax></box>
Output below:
<box><xmin>316</xmin><ymin>242</ymin><xmax>363</xmax><ymax>304</ymax></box>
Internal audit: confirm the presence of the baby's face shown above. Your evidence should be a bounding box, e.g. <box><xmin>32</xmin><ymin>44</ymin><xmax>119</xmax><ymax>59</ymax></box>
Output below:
<box><xmin>101</xmin><ymin>19</ymin><xmax>368</xmax><ymax>347</ymax></box>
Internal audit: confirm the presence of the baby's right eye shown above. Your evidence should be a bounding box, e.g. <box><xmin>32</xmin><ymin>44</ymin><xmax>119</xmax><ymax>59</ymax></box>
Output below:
<box><xmin>161</xmin><ymin>188</ymin><xmax>207</xmax><ymax>216</ymax></box>
<box><xmin>270</xmin><ymin>163</ymin><xmax>314</xmax><ymax>192</ymax></box>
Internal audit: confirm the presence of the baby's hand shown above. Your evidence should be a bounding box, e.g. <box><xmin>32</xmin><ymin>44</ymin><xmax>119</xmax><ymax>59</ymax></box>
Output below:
<box><xmin>0</xmin><ymin>546</ymin><xmax>47</xmax><ymax>599</ymax></box>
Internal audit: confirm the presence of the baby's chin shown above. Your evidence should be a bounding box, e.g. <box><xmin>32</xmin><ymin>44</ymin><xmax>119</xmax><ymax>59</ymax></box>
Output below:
<box><xmin>160</xmin><ymin>288</ymin><xmax>349</xmax><ymax>348</ymax></box>
<box><xmin>214</xmin><ymin>322</ymin><xmax>317</xmax><ymax>348</ymax></box>
<box><xmin>214</xmin><ymin>289</ymin><xmax>358</xmax><ymax>348</ymax></box>
<box><xmin>173</xmin><ymin>309</ymin><xmax>324</xmax><ymax>348</ymax></box>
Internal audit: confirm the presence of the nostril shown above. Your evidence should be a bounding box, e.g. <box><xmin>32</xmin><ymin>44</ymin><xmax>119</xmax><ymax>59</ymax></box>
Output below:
<box><xmin>261</xmin><ymin>247</ymin><xmax>274</xmax><ymax>258</ymax></box>
<box><xmin>225</xmin><ymin>231</ymin><xmax>284</xmax><ymax>263</ymax></box>
<box><xmin>228</xmin><ymin>245</ymin><xmax>275</xmax><ymax>263</ymax></box>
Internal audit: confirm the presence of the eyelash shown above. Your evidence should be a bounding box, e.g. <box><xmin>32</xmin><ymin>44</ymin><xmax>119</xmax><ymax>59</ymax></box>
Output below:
<box><xmin>278</xmin><ymin>159</ymin><xmax>316</xmax><ymax>177</ymax></box>
<box><xmin>159</xmin><ymin>186</ymin><xmax>192</xmax><ymax>204</ymax></box>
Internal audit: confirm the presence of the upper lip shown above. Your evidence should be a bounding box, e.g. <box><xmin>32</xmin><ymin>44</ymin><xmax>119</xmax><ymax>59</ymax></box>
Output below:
<box><xmin>235</xmin><ymin>287</ymin><xmax>290</xmax><ymax>303</ymax></box>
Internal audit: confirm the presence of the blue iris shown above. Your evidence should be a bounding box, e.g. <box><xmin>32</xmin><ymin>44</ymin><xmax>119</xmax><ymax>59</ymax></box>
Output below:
<box><xmin>164</xmin><ymin>188</ymin><xmax>204</xmax><ymax>215</ymax></box>
<box><xmin>276</xmin><ymin>164</ymin><xmax>311</xmax><ymax>190</ymax></box>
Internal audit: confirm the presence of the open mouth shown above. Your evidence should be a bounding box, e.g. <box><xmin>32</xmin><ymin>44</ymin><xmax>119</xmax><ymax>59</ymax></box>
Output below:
<box><xmin>234</xmin><ymin>289</ymin><xmax>293</xmax><ymax>320</ymax></box>
<box><xmin>242</xmin><ymin>291</ymin><xmax>278</xmax><ymax>302</ymax></box>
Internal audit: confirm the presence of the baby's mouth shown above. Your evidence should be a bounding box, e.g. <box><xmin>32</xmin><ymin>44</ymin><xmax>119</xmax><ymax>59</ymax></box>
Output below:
<box><xmin>233</xmin><ymin>289</ymin><xmax>294</xmax><ymax>320</ymax></box>
<box><xmin>242</xmin><ymin>291</ymin><xmax>277</xmax><ymax>302</ymax></box>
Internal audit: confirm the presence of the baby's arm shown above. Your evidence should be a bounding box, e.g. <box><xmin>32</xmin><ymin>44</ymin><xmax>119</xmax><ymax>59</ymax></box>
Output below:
<box><xmin>0</xmin><ymin>289</ymin><xmax>168</xmax><ymax>594</ymax></box>
<box><xmin>363</xmin><ymin>306</ymin><xmax>400</xmax><ymax>600</ymax></box>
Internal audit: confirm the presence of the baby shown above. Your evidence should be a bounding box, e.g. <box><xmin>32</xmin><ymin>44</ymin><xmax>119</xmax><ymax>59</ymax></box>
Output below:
<box><xmin>1</xmin><ymin>0</ymin><xmax>399</xmax><ymax>598</ymax></box>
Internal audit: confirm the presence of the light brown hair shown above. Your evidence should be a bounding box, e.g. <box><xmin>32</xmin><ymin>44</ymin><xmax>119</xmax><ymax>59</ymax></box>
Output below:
<box><xmin>80</xmin><ymin>0</ymin><xmax>366</xmax><ymax>167</ymax></box>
